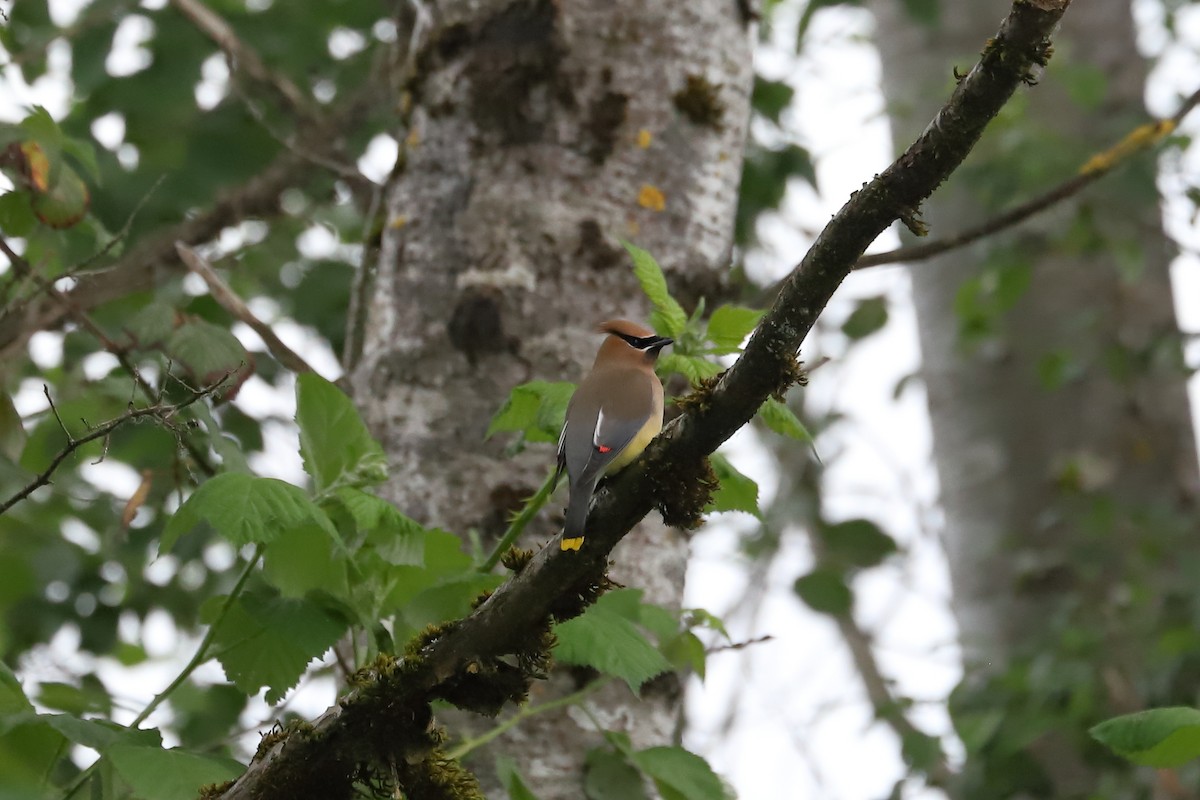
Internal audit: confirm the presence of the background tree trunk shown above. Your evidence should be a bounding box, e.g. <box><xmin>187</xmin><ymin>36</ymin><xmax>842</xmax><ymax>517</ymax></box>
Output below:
<box><xmin>348</xmin><ymin>1</ymin><xmax>752</xmax><ymax>794</ymax></box>
<box><xmin>872</xmin><ymin>0</ymin><xmax>1200</xmax><ymax>794</ymax></box>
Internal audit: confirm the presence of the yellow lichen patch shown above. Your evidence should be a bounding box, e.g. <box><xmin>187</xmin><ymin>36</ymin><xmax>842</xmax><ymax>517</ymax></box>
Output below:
<box><xmin>405</xmin><ymin>127</ymin><xmax>421</xmax><ymax>149</ymax></box>
<box><xmin>637</xmin><ymin>128</ymin><xmax>653</xmax><ymax>149</ymax></box>
<box><xmin>637</xmin><ymin>184</ymin><xmax>666</xmax><ymax>211</ymax></box>
<box><xmin>1080</xmin><ymin>120</ymin><xmax>1176</xmax><ymax>175</ymax></box>
<box><xmin>561</xmin><ymin>536</ymin><xmax>583</xmax><ymax>551</ymax></box>
<box><xmin>390</xmin><ymin>215</ymin><xmax>408</xmax><ymax>229</ymax></box>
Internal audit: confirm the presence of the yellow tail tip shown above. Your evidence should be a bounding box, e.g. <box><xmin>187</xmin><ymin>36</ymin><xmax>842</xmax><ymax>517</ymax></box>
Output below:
<box><xmin>561</xmin><ymin>536</ymin><xmax>584</xmax><ymax>552</ymax></box>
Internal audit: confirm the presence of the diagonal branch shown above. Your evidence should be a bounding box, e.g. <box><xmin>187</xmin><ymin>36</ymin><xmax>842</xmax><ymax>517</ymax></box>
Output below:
<box><xmin>218</xmin><ymin>1</ymin><xmax>1072</xmax><ymax>796</ymax></box>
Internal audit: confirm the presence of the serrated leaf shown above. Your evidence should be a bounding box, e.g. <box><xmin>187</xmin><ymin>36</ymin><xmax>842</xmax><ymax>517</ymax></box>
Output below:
<box><xmin>632</xmin><ymin>746</ymin><xmax>726</xmax><ymax>800</ymax></box>
<box><xmin>262</xmin><ymin>523</ymin><xmax>349</xmax><ymax>599</ymax></box>
<box><xmin>333</xmin><ymin>487</ymin><xmax>426</xmax><ymax>566</ymax></box>
<box><xmin>296</xmin><ymin>373</ymin><xmax>387</xmax><ymax>492</ymax></box>
<box><xmin>487</xmin><ymin>381</ymin><xmax>576</xmax><ymax>444</ymax></box>
<box><xmin>162</xmin><ymin>473</ymin><xmax>337</xmax><ymax>551</ymax></box>
<box><xmin>1090</xmin><ymin>707</ymin><xmax>1200</xmax><ymax>768</ymax></box>
<box><xmin>205</xmin><ymin>589</ymin><xmax>346</xmax><ymax>704</ymax></box>
<box><xmin>757</xmin><ymin>398</ymin><xmax>810</xmax><ymax>442</ymax></box>
<box><xmin>623</xmin><ymin>242</ymin><xmax>687</xmax><ymax>337</ymax></box>
<box><xmin>819</xmin><ymin>518</ymin><xmax>898</xmax><ymax>569</ymax></box>
<box><xmin>793</xmin><ymin>568</ymin><xmax>853</xmax><ymax>615</ymax></box>
<box><xmin>40</xmin><ymin>714</ymin><xmax>160</xmax><ymax>752</ymax></box>
<box><xmin>107</xmin><ymin>744</ymin><xmax>243</xmax><ymax>800</ymax></box>
<box><xmin>705</xmin><ymin>306</ymin><xmax>763</xmax><ymax>355</ymax></box>
<box><xmin>705</xmin><ymin>453</ymin><xmax>760</xmax><ymax>518</ymax></box>
<box><xmin>553</xmin><ymin>590</ymin><xmax>671</xmax><ymax>691</ymax></box>
<box><xmin>586</xmin><ymin>747</ymin><xmax>649</xmax><ymax>800</ymax></box>
<box><xmin>841</xmin><ymin>296</ymin><xmax>888</xmax><ymax>340</ymax></box>
<box><xmin>657</xmin><ymin>353</ymin><xmax>722</xmax><ymax>386</ymax></box>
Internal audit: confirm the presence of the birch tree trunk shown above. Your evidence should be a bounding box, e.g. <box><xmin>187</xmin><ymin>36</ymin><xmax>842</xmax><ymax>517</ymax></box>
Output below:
<box><xmin>872</xmin><ymin>0</ymin><xmax>1200</xmax><ymax>794</ymax></box>
<box><xmin>348</xmin><ymin>1</ymin><xmax>752</xmax><ymax>795</ymax></box>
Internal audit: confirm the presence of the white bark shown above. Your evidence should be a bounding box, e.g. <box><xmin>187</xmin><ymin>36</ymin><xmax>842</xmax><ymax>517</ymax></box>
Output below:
<box><xmin>349</xmin><ymin>1</ymin><xmax>752</xmax><ymax>795</ymax></box>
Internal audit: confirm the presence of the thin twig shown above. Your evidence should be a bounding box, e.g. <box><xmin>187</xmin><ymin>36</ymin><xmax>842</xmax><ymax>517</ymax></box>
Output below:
<box><xmin>0</xmin><ymin>236</ymin><xmax>218</xmax><ymax>477</ymax></box>
<box><xmin>61</xmin><ymin>545</ymin><xmax>265</xmax><ymax>800</ymax></box>
<box><xmin>0</xmin><ymin>376</ymin><xmax>229</xmax><ymax>516</ymax></box>
<box><xmin>851</xmin><ymin>85</ymin><xmax>1200</xmax><ymax>270</ymax></box>
<box><xmin>479</xmin><ymin>468</ymin><xmax>560</xmax><ymax>573</ymax></box>
<box><xmin>176</xmin><ymin>243</ymin><xmax>315</xmax><ymax>375</ymax></box>
<box><xmin>169</xmin><ymin>0</ymin><xmax>312</xmax><ymax>121</ymax></box>
<box><xmin>444</xmin><ymin>677</ymin><xmax>611</xmax><ymax>761</ymax></box>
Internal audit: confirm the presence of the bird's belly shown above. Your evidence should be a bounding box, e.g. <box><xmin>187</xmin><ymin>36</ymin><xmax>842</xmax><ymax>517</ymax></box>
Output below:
<box><xmin>606</xmin><ymin>414</ymin><xmax>663</xmax><ymax>474</ymax></box>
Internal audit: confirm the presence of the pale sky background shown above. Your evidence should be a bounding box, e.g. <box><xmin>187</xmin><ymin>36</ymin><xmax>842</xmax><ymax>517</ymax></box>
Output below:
<box><xmin>2</xmin><ymin>1</ymin><xmax>1199</xmax><ymax>798</ymax></box>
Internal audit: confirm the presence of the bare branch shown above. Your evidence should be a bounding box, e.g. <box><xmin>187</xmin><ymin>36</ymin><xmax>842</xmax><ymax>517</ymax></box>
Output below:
<box><xmin>852</xmin><ymin>84</ymin><xmax>1200</xmax><ymax>270</ymax></box>
<box><xmin>176</xmin><ymin>243</ymin><xmax>316</xmax><ymax>375</ymax></box>
<box><xmin>0</xmin><ymin>376</ymin><xmax>230</xmax><ymax>516</ymax></box>
<box><xmin>169</xmin><ymin>0</ymin><xmax>313</xmax><ymax>121</ymax></box>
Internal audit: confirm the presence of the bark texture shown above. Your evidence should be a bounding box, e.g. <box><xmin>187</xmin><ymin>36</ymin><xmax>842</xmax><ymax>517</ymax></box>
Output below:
<box><xmin>871</xmin><ymin>0</ymin><xmax>1200</xmax><ymax>794</ymax></box>
<box><xmin>349</xmin><ymin>1</ymin><xmax>752</xmax><ymax>795</ymax></box>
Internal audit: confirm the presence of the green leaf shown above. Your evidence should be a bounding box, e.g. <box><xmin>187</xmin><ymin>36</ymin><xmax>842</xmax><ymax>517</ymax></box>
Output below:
<box><xmin>0</xmin><ymin>190</ymin><xmax>37</xmax><ymax>237</ymax></box>
<box><xmin>0</xmin><ymin>662</ymin><xmax>31</xmax><ymax>715</ymax></box>
<box><xmin>165</xmin><ymin>319</ymin><xmax>249</xmax><ymax>386</ymax></box>
<box><xmin>705</xmin><ymin>306</ymin><xmax>763</xmax><ymax>355</ymax></box>
<box><xmin>657</xmin><ymin>353</ymin><xmax>722</xmax><ymax>386</ymax></box>
<box><xmin>162</xmin><ymin>473</ymin><xmax>337</xmax><ymax>551</ymax></box>
<box><xmin>123</xmin><ymin>302</ymin><xmax>178</xmax><ymax>348</ymax></box>
<box><xmin>623</xmin><ymin>242</ymin><xmax>688</xmax><ymax>338</ymax></box>
<box><xmin>632</xmin><ymin>746</ymin><xmax>726</xmax><ymax>800</ymax></box>
<box><xmin>205</xmin><ymin>589</ymin><xmax>346</xmax><ymax>704</ymax></box>
<box><xmin>262</xmin><ymin>523</ymin><xmax>349</xmax><ymax>599</ymax></box>
<box><xmin>553</xmin><ymin>589</ymin><xmax>672</xmax><ymax>691</ymax></box>
<box><xmin>793</xmin><ymin>568</ymin><xmax>853</xmax><ymax>615</ymax></box>
<box><xmin>496</xmin><ymin>755</ymin><xmax>542</xmax><ymax>800</ymax></box>
<box><xmin>107</xmin><ymin>744</ymin><xmax>243</xmax><ymax>800</ymax></box>
<box><xmin>1090</xmin><ymin>707</ymin><xmax>1200</xmax><ymax>768</ymax></box>
<box><xmin>750</xmin><ymin>77</ymin><xmax>794</xmax><ymax>125</ymax></box>
<box><xmin>296</xmin><ymin>373</ymin><xmax>387</xmax><ymax>492</ymax></box>
<box><xmin>661</xmin><ymin>632</ymin><xmax>707</xmax><ymax>679</ymax></box>
<box><xmin>333</xmin><ymin>487</ymin><xmax>426</xmax><ymax>566</ymax></box>
<box><xmin>0</xmin><ymin>392</ymin><xmax>27</xmax><ymax>464</ymax></box>
<box><xmin>40</xmin><ymin>714</ymin><xmax>160</xmax><ymax>752</ymax></box>
<box><xmin>757</xmin><ymin>398</ymin><xmax>811</xmax><ymax>442</ymax></box>
<box><xmin>705</xmin><ymin>453</ymin><xmax>760</xmax><ymax>518</ymax></box>
<box><xmin>586</xmin><ymin>747</ymin><xmax>649</xmax><ymax>800</ymax></box>
<box><xmin>900</xmin><ymin>0</ymin><xmax>940</xmax><ymax>27</ymax></box>
<box><xmin>841</xmin><ymin>296</ymin><xmax>889</xmax><ymax>340</ymax></box>
<box><xmin>487</xmin><ymin>381</ymin><xmax>576</xmax><ymax>444</ymax></box>
<box><xmin>819</xmin><ymin>518</ymin><xmax>898</xmax><ymax>569</ymax></box>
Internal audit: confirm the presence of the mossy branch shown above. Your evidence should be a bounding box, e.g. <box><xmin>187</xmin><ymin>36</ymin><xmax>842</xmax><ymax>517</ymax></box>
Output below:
<box><xmin>218</xmin><ymin>1</ymin><xmax>1072</xmax><ymax>797</ymax></box>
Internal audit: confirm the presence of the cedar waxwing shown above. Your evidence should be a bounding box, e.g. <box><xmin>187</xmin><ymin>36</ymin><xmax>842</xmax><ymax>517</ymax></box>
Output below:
<box><xmin>555</xmin><ymin>320</ymin><xmax>673</xmax><ymax>551</ymax></box>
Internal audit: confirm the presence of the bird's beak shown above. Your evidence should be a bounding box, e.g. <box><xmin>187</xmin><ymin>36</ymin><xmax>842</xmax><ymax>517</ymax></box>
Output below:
<box><xmin>647</xmin><ymin>336</ymin><xmax>673</xmax><ymax>353</ymax></box>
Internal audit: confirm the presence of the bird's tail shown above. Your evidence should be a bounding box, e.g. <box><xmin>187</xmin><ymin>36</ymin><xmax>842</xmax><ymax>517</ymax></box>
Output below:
<box><xmin>561</xmin><ymin>481</ymin><xmax>594</xmax><ymax>552</ymax></box>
